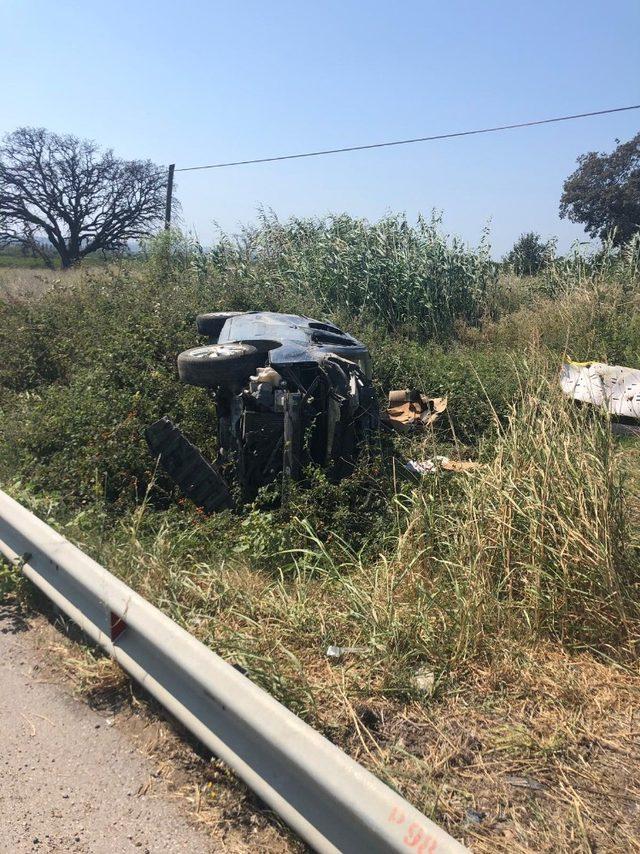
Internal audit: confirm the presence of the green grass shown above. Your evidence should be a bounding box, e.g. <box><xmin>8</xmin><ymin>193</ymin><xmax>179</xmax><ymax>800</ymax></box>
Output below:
<box><xmin>0</xmin><ymin>254</ymin><xmax>52</xmax><ymax>269</ymax></box>
<box><xmin>0</xmin><ymin>245</ymin><xmax>138</xmax><ymax>269</ymax></box>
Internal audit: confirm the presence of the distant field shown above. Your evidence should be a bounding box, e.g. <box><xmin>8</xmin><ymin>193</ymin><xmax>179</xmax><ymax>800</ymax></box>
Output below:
<box><xmin>0</xmin><ymin>267</ymin><xmax>67</xmax><ymax>299</ymax></box>
<box><xmin>0</xmin><ymin>254</ymin><xmax>54</xmax><ymax>269</ymax></box>
<box><xmin>0</xmin><ymin>245</ymin><xmax>60</xmax><ymax>269</ymax></box>
<box><xmin>0</xmin><ymin>246</ymin><xmax>133</xmax><ymax>287</ymax></box>
<box><xmin>0</xmin><ymin>254</ymin><xmax>124</xmax><ymax>299</ymax></box>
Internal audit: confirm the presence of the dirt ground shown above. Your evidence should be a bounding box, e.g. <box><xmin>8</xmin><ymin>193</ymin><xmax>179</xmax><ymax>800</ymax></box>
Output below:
<box><xmin>0</xmin><ymin>598</ymin><xmax>296</xmax><ymax>854</ymax></box>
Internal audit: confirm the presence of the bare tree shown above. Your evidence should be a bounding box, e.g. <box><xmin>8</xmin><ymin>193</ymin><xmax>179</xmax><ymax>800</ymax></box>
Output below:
<box><xmin>0</xmin><ymin>127</ymin><xmax>169</xmax><ymax>268</ymax></box>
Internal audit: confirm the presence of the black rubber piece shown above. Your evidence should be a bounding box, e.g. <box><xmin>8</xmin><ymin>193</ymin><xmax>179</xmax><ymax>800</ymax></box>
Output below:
<box><xmin>177</xmin><ymin>343</ymin><xmax>260</xmax><ymax>388</ymax></box>
<box><xmin>196</xmin><ymin>311</ymin><xmax>243</xmax><ymax>340</ymax></box>
<box><xmin>145</xmin><ymin>417</ymin><xmax>233</xmax><ymax>513</ymax></box>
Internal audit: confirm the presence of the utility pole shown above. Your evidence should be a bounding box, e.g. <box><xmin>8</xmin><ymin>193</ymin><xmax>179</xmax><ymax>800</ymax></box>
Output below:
<box><xmin>164</xmin><ymin>164</ymin><xmax>175</xmax><ymax>230</ymax></box>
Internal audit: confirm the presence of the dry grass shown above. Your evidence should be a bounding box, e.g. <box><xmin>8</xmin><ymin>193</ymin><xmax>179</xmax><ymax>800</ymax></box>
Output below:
<box><xmin>0</xmin><ymin>267</ymin><xmax>74</xmax><ymax>299</ymax></box>
<box><xmin>20</xmin><ymin>598</ymin><xmax>640</xmax><ymax>852</ymax></box>
<box><xmin>419</xmin><ymin>383</ymin><xmax>638</xmax><ymax>660</ymax></box>
<box><xmin>3</xmin><ymin>363</ymin><xmax>638</xmax><ymax>850</ymax></box>
<box><xmin>8</xmin><ymin>370</ymin><xmax>627</xmax><ymax>848</ymax></box>
<box><xmin>28</xmin><ymin>383</ymin><xmax>633</xmax><ymax>851</ymax></box>
<box><xmin>367</xmin><ymin>645</ymin><xmax>640</xmax><ymax>852</ymax></box>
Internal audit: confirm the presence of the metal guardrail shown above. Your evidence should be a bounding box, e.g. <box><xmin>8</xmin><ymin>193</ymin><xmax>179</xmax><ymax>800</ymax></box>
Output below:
<box><xmin>0</xmin><ymin>488</ymin><xmax>467</xmax><ymax>854</ymax></box>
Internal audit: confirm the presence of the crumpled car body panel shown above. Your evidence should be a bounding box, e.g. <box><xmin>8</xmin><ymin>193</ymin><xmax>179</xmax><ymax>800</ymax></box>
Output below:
<box><xmin>560</xmin><ymin>360</ymin><xmax>640</xmax><ymax>420</ymax></box>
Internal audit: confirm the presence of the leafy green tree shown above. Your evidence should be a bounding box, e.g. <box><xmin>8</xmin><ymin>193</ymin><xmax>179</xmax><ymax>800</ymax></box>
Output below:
<box><xmin>560</xmin><ymin>133</ymin><xmax>640</xmax><ymax>246</ymax></box>
<box><xmin>505</xmin><ymin>232</ymin><xmax>555</xmax><ymax>275</ymax></box>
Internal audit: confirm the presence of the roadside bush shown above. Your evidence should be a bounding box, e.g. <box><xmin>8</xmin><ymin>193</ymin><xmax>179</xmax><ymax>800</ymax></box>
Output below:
<box><xmin>362</xmin><ymin>328</ymin><xmax>527</xmax><ymax>441</ymax></box>
<box><xmin>475</xmin><ymin>273</ymin><xmax>640</xmax><ymax>365</ymax></box>
<box><xmin>416</xmin><ymin>381</ymin><xmax>639</xmax><ymax>659</ymax></box>
<box><xmin>1</xmin><ymin>223</ymin><xmax>639</xmax><ymax>716</ymax></box>
<box><xmin>504</xmin><ymin>232</ymin><xmax>555</xmax><ymax>276</ymax></box>
<box><xmin>2</xmin><ymin>224</ymin><xmax>638</xmax><ymax>523</ymax></box>
<box><xmin>0</xmin><ymin>227</ymin><xmax>509</xmax><ymax>513</ymax></box>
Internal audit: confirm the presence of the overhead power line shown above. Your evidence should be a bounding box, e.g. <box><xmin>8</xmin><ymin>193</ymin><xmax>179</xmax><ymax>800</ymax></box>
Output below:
<box><xmin>175</xmin><ymin>104</ymin><xmax>640</xmax><ymax>173</ymax></box>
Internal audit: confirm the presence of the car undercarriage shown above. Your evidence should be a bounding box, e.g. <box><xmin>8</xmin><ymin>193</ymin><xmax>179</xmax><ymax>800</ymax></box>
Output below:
<box><xmin>146</xmin><ymin>312</ymin><xmax>379</xmax><ymax>510</ymax></box>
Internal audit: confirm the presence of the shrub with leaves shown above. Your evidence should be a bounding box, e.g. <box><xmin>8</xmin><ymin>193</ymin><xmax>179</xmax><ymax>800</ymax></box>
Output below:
<box><xmin>504</xmin><ymin>232</ymin><xmax>556</xmax><ymax>276</ymax></box>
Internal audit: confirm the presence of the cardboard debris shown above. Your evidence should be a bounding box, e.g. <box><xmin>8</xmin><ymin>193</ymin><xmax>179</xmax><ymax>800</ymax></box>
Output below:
<box><xmin>560</xmin><ymin>359</ymin><xmax>640</xmax><ymax>420</ymax></box>
<box><xmin>405</xmin><ymin>456</ymin><xmax>480</xmax><ymax>476</ymax></box>
<box><xmin>383</xmin><ymin>389</ymin><xmax>448</xmax><ymax>432</ymax></box>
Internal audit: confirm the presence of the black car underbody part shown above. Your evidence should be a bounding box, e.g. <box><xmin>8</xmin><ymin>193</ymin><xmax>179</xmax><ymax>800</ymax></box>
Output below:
<box><xmin>146</xmin><ymin>312</ymin><xmax>379</xmax><ymax>512</ymax></box>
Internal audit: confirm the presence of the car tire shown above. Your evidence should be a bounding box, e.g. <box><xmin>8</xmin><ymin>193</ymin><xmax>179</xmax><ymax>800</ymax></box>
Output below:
<box><xmin>196</xmin><ymin>311</ymin><xmax>243</xmax><ymax>340</ymax></box>
<box><xmin>177</xmin><ymin>342</ymin><xmax>261</xmax><ymax>388</ymax></box>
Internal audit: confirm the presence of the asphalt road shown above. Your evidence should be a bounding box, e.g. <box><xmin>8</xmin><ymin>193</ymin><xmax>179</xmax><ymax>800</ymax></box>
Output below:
<box><xmin>0</xmin><ymin>603</ymin><xmax>219</xmax><ymax>854</ymax></box>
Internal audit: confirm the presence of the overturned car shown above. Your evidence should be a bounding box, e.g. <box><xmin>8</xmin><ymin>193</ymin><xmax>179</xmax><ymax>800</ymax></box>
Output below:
<box><xmin>146</xmin><ymin>312</ymin><xmax>379</xmax><ymax>511</ymax></box>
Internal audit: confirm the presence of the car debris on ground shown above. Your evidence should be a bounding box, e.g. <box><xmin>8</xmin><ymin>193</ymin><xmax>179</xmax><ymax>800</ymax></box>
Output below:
<box><xmin>405</xmin><ymin>456</ymin><xmax>481</xmax><ymax>476</ymax></box>
<box><xmin>382</xmin><ymin>389</ymin><xmax>448</xmax><ymax>432</ymax></box>
<box><xmin>560</xmin><ymin>359</ymin><xmax>640</xmax><ymax>421</ymax></box>
<box><xmin>412</xmin><ymin>664</ymin><xmax>436</xmax><ymax>693</ymax></box>
<box><xmin>325</xmin><ymin>645</ymin><xmax>369</xmax><ymax>661</ymax></box>
<box><xmin>464</xmin><ymin>808</ymin><xmax>487</xmax><ymax>826</ymax></box>
<box><xmin>504</xmin><ymin>775</ymin><xmax>547</xmax><ymax>792</ymax></box>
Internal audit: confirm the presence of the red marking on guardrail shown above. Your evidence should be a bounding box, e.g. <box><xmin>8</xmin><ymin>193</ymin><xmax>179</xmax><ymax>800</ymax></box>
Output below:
<box><xmin>388</xmin><ymin>807</ymin><xmax>439</xmax><ymax>853</ymax></box>
<box><xmin>110</xmin><ymin>612</ymin><xmax>127</xmax><ymax>641</ymax></box>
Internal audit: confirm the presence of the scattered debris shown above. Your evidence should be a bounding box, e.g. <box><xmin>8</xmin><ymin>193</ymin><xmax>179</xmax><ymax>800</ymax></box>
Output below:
<box><xmin>326</xmin><ymin>645</ymin><xmax>368</xmax><ymax>661</ymax></box>
<box><xmin>405</xmin><ymin>456</ymin><xmax>480</xmax><ymax>476</ymax></box>
<box><xmin>505</xmin><ymin>775</ymin><xmax>546</xmax><ymax>791</ymax></box>
<box><xmin>382</xmin><ymin>389</ymin><xmax>447</xmax><ymax>433</ymax></box>
<box><xmin>145</xmin><ymin>417</ymin><xmax>232</xmax><ymax>513</ymax></box>
<box><xmin>560</xmin><ymin>359</ymin><xmax>640</xmax><ymax>420</ymax></box>
<box><xmin>412</xmin><ymin>665</ymin><xmax>436</xmax><ymax>693</ymax></box>
<box><xmin>611</xmin><ymin>421</ymin><xmax>640</xmax><ymax>437</ymax></box>
<box><xmin>464</xmin><ymin>808</ymin><xmax>487</xmax><ymax>825</ymax></box>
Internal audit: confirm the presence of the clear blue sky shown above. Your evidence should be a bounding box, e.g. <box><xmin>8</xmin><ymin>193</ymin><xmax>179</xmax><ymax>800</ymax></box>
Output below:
<box><xmin>1</xmin><ymin>0</ymin><xmax>639</xmax><ymax>255</ymax></box>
